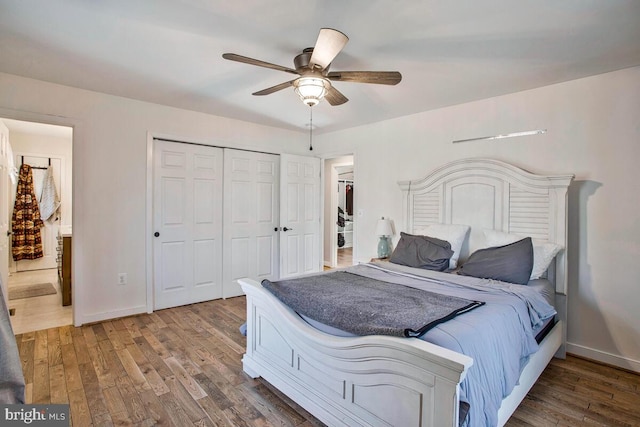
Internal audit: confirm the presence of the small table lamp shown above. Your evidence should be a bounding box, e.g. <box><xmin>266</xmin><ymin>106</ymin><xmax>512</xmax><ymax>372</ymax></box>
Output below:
<box><xmin>375</xmin><ymin>217</ymin><xmax>393</xmax><ymax>258</ymax></box>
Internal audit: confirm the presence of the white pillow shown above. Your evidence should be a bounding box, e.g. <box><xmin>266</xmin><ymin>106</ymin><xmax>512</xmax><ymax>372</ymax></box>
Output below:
<box><xmin>483</xmin><ymin>229</ymin><xmax>562</xmax><ymax>280</ymax></box>
<box><xmin>415</xmin><ymin>223</ymin><xmax>470</xmax><ymax>269</ymax></box>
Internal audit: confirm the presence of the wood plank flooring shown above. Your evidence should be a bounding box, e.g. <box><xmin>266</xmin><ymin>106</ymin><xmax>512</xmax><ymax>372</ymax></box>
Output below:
<box><xmin>14</xmin><ymin>296</ymin><xmax>640</xmax><ymax>426</ymax></box>
<box><xmin>337</xmin><ymin>247</ymin><xmax>352</xmax><ymax>268</ymax></box>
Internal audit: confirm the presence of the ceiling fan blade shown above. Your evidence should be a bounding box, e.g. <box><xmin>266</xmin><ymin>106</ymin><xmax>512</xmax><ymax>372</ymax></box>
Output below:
<box><xmin>327</xmin><ymin>71</ymin><xmax>402</xmax><ymax>85</ymax></box>
<box><xmin>309</xmin><ymin>28</ymin><xmax>349</xmax><ymax>71</ymax></box>
<box><xmin>252</xmin><ymin>80</ymin><xmax>296</xmax><ymax>96</ymax></box>
<box><xmin>324</xmin><ymin>85</ymin><xmax>348</xmax><ymax>106</ymax></box>
<box><xmin>222</xmin><ymin>53</ymin><xmax>298</xmax><ymax>75</ymax></box>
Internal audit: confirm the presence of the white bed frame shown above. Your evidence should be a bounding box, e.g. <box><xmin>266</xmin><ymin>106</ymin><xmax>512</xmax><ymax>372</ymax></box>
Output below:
<box><xmin>239</xmin><ymin>158</ymin><xmax>573</xmax><ymax>427</ymax></box>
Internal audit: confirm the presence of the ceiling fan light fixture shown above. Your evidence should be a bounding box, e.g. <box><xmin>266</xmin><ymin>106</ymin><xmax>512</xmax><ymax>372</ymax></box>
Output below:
<box><xmin>293</xmin><ymin>77</ymin><xmax>329</xmax><ymax>107</ymax></box>
<box><xmin>223</xmin><ymin>28</ymin><xmax>400</xmax><ymax>107</ymax></box>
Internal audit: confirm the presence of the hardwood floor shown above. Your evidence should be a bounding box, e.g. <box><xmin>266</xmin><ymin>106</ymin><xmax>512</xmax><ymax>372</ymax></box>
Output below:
<box><xmin>336</xmin><ymin>247</ymin><xmax>352</xmax><ymax>268</ymax></box>
<box><xmin>14</xmin><ymin>296</ymin><xmax>640</xmax><ymax>426</ymax></box>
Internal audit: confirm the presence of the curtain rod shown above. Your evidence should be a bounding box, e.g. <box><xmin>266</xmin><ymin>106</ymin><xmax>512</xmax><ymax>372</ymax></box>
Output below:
<box><xmin>452</xmin><ymin>129</ymin><xmax>546</xmax><ymax>144</ymax></box>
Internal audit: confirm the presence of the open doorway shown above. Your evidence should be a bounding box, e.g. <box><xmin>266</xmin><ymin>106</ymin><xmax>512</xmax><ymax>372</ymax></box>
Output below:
<box><xmin>323</xmin><ymin>155</ymin><xmax>354</xmax><ymax>269</ymax></box>
<box><xmin>1</xmin><ymin>118</ymin><xmax>73</xmax><ymax>334</ymax></box>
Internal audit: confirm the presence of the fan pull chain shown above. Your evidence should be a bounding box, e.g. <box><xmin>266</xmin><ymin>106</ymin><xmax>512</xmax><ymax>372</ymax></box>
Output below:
<box><xmin>309</xmin><ymin>106</ymin><xmax>313</xmax><ymax>151</ymax></box>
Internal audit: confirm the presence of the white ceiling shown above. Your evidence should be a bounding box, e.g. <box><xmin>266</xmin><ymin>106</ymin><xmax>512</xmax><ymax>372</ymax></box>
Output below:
<box><xmin>1</xmin><ymin>118</ymin><xmax>72</xmax><ymax>138</ymax></box>
<box><xmin>1</xmin><ymin>1</ymin><xmax>639</xmax><ymax>135</ymax></box>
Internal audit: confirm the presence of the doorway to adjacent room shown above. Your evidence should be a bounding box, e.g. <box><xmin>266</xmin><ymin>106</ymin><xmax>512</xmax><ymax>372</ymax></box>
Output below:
<box><xmin>1</xmin><ymin>118</ymin><xmax>73</xmax><ymax>334</ymax></box>
<box><xmin>323</xmin><ymin>155</ymin><xmax>355</xmax><ymax>269</ymax></box>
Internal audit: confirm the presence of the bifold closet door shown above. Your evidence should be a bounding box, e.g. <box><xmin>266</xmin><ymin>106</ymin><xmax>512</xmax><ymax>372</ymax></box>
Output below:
<box><xmin>153</xmin><ymin>140</ymin><xmax>223</xmax><ymax>310</ymax></box>
<box><xmin>222</xmin><ymin>149</ymin><xmax>279</xmax><ymax>298</ymax></box>
<box><xmin>279</xmin><ymin>154</ymin><xmax>321</xmax><ymax>279</ymax></box>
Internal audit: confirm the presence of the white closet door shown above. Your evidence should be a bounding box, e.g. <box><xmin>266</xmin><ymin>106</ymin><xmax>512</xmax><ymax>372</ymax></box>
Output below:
<box><xmin>223</xmin><ymin>149</ymin><xmax>279</xmax><ymax>297</ymax></box>
<box><xmin>279</xmin><ymin>154</ymin><xmax>321</xmax><ymax>279</ymax></box>
<box><xmin>153</xmin><ymin>140</ymin><xmax>223</xmax><ymax>310</ymax></box>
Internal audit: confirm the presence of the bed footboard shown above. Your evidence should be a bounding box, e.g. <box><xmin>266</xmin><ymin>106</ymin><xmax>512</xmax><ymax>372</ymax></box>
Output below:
<box><xmin>239</xmin><ymin>278</ymin><xmax>473</xmax><ymax>427</ymax></box>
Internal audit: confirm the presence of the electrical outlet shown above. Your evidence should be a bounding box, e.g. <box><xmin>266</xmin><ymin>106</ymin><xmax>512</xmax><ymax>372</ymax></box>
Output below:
<box><xmin>118</xmin><ymin>273</ymin><xmax>127</xmax><ymax>285</ymax></box>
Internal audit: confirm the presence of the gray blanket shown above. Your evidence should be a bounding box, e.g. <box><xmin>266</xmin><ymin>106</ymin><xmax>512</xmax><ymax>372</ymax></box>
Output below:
<box><xmin>261</xmin><ymin>271</ymin><xmax>484</xmax><ymax>338</ymax></box>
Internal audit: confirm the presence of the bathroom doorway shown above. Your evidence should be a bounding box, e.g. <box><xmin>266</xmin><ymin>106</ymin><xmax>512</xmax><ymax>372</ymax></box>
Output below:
<box><xmin>1</xmin><ymin>118</ymin><xmax>73</xmax><ymax>334</ymax></box>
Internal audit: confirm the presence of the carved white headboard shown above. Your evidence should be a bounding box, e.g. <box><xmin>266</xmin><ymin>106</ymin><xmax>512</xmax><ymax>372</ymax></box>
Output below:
<box><xmin>398</xmin><ymin>158</ymin><xmax>574</xmax><ymax>295</ymax></box>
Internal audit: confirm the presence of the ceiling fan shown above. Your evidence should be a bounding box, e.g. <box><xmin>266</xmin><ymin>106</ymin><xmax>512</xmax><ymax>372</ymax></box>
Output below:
<box><xmin>222</xmin><ymin>28</ymin><xmax>402</xmax><ymax>107</ymax></box>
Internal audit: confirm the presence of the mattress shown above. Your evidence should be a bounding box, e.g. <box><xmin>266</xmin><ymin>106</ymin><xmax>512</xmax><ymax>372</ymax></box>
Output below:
<box><xmin>527</xmin><ymin>278</ymin><xmax>556</xmax><ymax>340</ymax></box>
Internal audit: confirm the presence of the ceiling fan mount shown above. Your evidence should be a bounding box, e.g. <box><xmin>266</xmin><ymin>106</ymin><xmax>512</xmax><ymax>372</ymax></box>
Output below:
<box><xmin>222</xmin><ymin>28</ymin><xmax>402</xmax><ymax>107</ymax></box>
<box><xmin>293</xmin><ymin>48</ymin><xmax>319</xmax><ymax>73</ymax></box>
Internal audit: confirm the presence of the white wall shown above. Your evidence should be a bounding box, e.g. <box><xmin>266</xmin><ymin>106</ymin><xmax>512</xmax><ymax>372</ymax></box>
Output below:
<box><xmin>0</xmin><ymin>72</ymin><xmax>309</xmax><ymax>325</ymax></box>
<box><xmin>314</xmin><ymin>67</ymin><xmax>640</xmax><ymax>372</ymax></box>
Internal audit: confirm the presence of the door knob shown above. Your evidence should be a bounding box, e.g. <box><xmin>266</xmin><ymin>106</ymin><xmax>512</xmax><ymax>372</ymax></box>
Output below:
<box><xmin>282</xmin><ymin>227</ymin><xmax>293</xmax><ymax>232</ymax></box>
<box><xmin>154</xmin><ymin>232</ymin><xmax>160</xmax><ymax>237</ymax></box>
<box><xmin>274</xmin><ymin>227</ymin><xmax>279</xmax><ymax>232</ymax></box>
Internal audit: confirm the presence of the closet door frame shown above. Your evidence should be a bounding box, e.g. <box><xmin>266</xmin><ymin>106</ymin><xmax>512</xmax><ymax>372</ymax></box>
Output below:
<box><xmin>322</xmin><ymin>155</ymin><xmax>356</xmax><ymax>269</ymax></box>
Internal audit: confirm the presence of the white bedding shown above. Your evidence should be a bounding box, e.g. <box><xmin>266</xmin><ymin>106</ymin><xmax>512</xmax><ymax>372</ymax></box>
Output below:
<box><xmin>298</xmin><ymin>262</ymin><xmax>556</xmax><ymax>426</ymax></box>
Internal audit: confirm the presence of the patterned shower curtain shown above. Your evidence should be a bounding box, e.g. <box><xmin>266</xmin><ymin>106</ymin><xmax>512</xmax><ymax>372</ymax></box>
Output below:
<box><xmin>12</xmin><ymin>164</ymin><xmax>45</xmax><ymax>261</ymax></box>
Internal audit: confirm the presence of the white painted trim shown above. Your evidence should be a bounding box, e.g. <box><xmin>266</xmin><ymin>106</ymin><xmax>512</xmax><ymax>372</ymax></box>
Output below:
<box><xmin>321</xmin><ymin>154</ymin><xmax>355</xmax><ymax>268</ymax></box>
<box><xmin>145</xmin><ymin>132</ymin><xmax>154</xmax><ymax>314</ymax></box>
<box><xmin>80</xmin><ymin>305</ymin><xmax>148</xmax><ymax>325</ymax></box>
<box><xmin>319</xmin><ymin>158</ymin><xmax>328</xmax><ymax>269</ymax></box>
<box><xmin>567</xmin><ymin>342</ymin><xmax>640</xmax><ymax>373</ymax></box>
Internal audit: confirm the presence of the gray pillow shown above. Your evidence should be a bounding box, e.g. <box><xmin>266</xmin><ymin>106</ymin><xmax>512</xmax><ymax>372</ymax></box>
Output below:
<box><xmin>458</xmin><ymin>237</ymin><xmax>533</xmax><ymax>285</ymax></box>
<box><xmin>389</xmin><ymin>232</ymin><xmax>454</xmax><ymax>271</ymax></box>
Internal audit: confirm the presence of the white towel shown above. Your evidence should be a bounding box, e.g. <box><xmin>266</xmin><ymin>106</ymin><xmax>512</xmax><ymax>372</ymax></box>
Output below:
<box><xmin>39</xmin><ymin>166</ymin><xmax>60</xmax><ymax>221</ymax></box>
<box><xmin>7</xmin><ymin>141</ymin><xmax>18</xmax><ymax>184</ymax></box>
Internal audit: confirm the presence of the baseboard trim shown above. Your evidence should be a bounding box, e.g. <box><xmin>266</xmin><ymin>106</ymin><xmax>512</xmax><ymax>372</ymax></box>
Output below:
<box><xmin>76</xmin><ymin>305</ymin><xmax>147</xmax><ymax>326</ymax></box>
<box><xmin>566</xmin><ymin>342</ymin><xmax>640</xmax><ymax>373</ymax></box>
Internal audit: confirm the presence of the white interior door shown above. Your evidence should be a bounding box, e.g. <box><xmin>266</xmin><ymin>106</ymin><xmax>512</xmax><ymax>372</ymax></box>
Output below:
<box><xmin>0</xmin><ymin>122</ymin><xmax>9</xmax><ymax>305</ymax></box>
<box><xmin>13</xmin><ymin>155</ymin><xmax>62</xmax><ymax>272</ymax></box>
<box><xmin>153</xmin><ymin>140</ymin><xmax>223</xmax><ymax>310</ymax></box>
<box><xmin>279</xmin><ymin>154</ymin><xmax>321</xmax><ymax>279</ymax></box>
<box><xmin>222</xmin><ymin>149</ymin><xmax>279</xmax><ymax>298</ymax></box>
